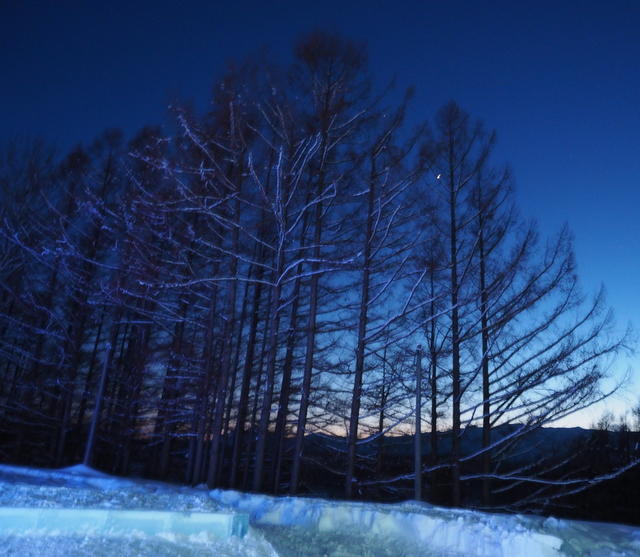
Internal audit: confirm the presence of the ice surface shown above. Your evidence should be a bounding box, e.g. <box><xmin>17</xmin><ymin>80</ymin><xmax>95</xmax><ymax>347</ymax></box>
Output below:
<box><xmin>0</xmin><ymin>464</ymin><xmax>268</xmax><ymax>557</ymax></box>
<box><xmin>0</xmin><ymin>506</ymin><xmax>248</xmax><ymax>538</ymax></box>
<box><xmin>1</xmin><ymin>464</ymin><xmax>639</xmax><ymax>556</ymax></box>
<box><xmin>210</xmin><ymin>490</ymin><xmax>640</xmax><ymax>557</ymax></box>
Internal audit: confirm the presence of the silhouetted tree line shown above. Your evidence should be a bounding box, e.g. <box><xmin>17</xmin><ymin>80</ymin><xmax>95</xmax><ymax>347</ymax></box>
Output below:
<box><xmin>0</xmin><ymin>32</ymin><xmax>633</xmax><ymax>513</ymax></box>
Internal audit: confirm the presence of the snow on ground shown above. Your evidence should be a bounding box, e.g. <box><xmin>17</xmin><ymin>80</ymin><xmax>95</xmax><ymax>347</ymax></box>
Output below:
<box><xmin>0</xmin><ymin>464</ymin><xmax>276</xmax><ymax>557</ymax></box>
<box><xmin>0</xmin><ymin>463</ymin><xmax>216</xmax><ymax>512</ymax></box>
<box><xmin>1</xmin><ymin>464</ymin><xmax>640</xmax><ymax>556</ymax></box>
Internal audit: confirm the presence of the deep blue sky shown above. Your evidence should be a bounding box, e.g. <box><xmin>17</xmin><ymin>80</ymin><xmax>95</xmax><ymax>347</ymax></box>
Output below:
<box><xmin>2</xmin><ymin>0</ymin><xmax>639</xmax><ymax>423</ymax></box>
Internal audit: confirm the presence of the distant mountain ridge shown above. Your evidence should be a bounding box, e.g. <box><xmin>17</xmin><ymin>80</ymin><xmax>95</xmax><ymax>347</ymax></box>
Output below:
<box><xmin>303</xmin><ymin>424</ymin><xmax>623</xmax><ymax>461</ymax></box>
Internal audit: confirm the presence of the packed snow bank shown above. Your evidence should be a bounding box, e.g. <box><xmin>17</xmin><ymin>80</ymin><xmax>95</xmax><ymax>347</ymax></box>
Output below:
<box><xmin>210</xmin><ymin>490</ymin><xmax>640</xmax><ymax>557</ymax></box>
<box><xmin>0</xmin><ymin>462</ymin><xmax>140</xmax><ymax>492</ymax></box>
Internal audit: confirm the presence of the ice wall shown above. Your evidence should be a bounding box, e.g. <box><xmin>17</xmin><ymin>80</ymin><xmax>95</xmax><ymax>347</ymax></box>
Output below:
<box><xmin>210</xmin><ymin>490</ymin><xmax>640</xmax><ymax>557</ymax></box>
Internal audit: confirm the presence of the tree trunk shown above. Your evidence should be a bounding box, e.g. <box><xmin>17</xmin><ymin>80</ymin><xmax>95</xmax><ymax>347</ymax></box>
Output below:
<box><xmin>207</xmin><ymin>196</ymin><xmax>241</xmax><ymax>488</ymax></box>
<box><xmin>478</xmin><ymin>194</ymin><xmax>491</xmax><ymax>506</ymax></box>
<box><xmin>345</xmin><ymin>156</ymin><xmax>376</xmax><ymax>498</ymax></box>
<box><xmin>448</xmin><ymin>144</ymin><xmax>462</xmax><ymax>507</ymax></box>
<box><xmin>290</xmin><ymin>199</ymin><xmax>323</xmax><ymax>495</ymax></box>
<box><xmin>271</xmin><ymin>212</ymin><xmax>310</xmax><ymax>493</ymax></box>
<box><xmin>414</xmin><ymin>345</ymin><xmax>423</xmax><ymax>500</ymax></box>
<box><xmin>83</xmin><ymin>322</ymin><xmax>117</xmax><ymax>467</ymax></box>
<box><xmin>230</xmin><ymin>255</ymin><xmax>264</xmax><ymax>487</ymax></box>
<box><xmin>252</xmin><ymin>246</ymin><xmax>284</xmax><ymax>491</ymax></box>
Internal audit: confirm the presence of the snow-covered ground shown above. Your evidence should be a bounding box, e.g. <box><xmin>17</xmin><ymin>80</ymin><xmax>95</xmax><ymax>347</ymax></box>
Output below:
<box><xmin>0</xmin><ymin>464</ymin><xmax>639</xmax><ymax>556</ymax></box>
<box><xmin>0</xmin><ymin>464</ymin><xmax>275</xmax><ymax>557</ymax></box>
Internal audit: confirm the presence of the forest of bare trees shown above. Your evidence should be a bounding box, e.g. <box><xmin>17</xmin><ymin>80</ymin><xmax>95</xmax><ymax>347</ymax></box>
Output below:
<box><xmin>0</xmin><ymin>33</ymin><xmax>633</xmax><ymax>513</ymax></box>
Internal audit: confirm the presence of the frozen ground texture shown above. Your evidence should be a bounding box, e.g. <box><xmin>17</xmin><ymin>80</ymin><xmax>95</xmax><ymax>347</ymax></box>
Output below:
<box><xmin>1</xmin><ymin>464</ymin><xmax>639</xmax><ymax>557</ymax></box>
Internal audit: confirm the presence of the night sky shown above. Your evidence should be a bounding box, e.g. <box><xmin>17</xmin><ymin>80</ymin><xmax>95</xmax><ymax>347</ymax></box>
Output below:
<box><xmin>2</xmin><ymin>0</ymin><xmax>639</xmax><ymax>424</ymax></box>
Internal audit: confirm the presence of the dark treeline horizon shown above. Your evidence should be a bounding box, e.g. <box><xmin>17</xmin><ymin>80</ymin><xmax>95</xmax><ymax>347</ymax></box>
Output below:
<box><xmin>0</xmin><ymin>31</ymin><xmax>636</xmax><ymax>516</ymax></box>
